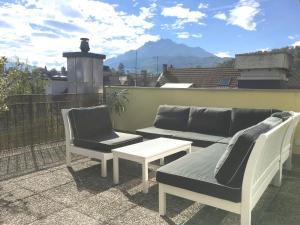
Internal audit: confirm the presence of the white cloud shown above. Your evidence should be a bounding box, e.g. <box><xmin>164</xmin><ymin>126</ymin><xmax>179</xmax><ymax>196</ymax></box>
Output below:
<box><xmin>214</xmin><ymin>12</ymin><xmax>227</xmax><ymax>20</ymax></box>
<box><xmin>227</xmin><ymin>0</ymin><xmax>260</xmax><ymax>31</ymax></box>
<box><xmin>161</xmin><ymin>4</ymin><xmax>206</xmax><ymax>29</ymax></box>
<box><xmin>177</xmin><ymin>32</ymin><xmax>190</xmax><ymax>39</ymax></box>
<box><xmin>198</xmin><ymin>3</ymin><xmax>208</xmax><ymax>9</ymax></box>
<box><xmin>292</xmin><ymin>41</ymin><xmax>300</xmax><ymax>47</ymax></box>
<box><xmin>215</xmin><ymin>52</ymin><xmax>231</xmax><ymax>58</ymax></box>
<box><xmin>256</xmin><ymin>47</ymin><xmax>269</xmax><ymax>52</ymax></box>
<box><xmin>176</xmin><ymin>32</ymin><xmax>202</xmax><ymax>39</ymax></box>
<box><xmin>191</xmin><ymin>33</ymin><xmax>203</xmax><ymax>38</ymax></box>
<box><xmin>0</xmin><ymin>0</ymin><xmax>159</xmax><ymax>68</ymax></box>
<box><xmin>288</xmin><ymin>35</ymin><xmax>295</xmax><ymax>40</ymax></box>
<box><xmin>212</xmin><ymin>0</ymin><xmax>260</xmax><ymax>31</ymax></box>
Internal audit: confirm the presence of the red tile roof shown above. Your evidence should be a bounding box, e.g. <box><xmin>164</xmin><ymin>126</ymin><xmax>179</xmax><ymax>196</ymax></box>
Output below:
<box><xmin>157</xmin><ymin>67</ymin><xmax>240</xmax><ymax>88</ymax></box>
<box><xmin>157</xmin><ymin>67</ymin><xmax>300</xmax><ymax>89</ymax></box>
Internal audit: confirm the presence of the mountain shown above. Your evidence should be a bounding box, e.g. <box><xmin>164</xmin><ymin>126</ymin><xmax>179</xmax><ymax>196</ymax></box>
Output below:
<box><xmin>104</xmin><ymin>39</ymin><xmax>227</xmax><ymax>74</ymax></box>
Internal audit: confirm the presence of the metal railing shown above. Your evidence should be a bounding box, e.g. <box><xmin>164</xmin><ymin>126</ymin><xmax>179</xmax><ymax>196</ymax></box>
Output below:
<box><xmin>0</xmin><ymin>93</ymin><xmax>103</xmax><ymax>180</ymax></box>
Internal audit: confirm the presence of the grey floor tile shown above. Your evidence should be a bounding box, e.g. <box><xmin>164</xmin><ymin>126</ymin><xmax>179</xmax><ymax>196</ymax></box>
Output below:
<box><xmin>72</xmin><ymin>188</ymin><xmax>136</xmax><ymax>221</ymax></box>
<box><xmin>15</xmin><ymin>171</ymin><xmax>72</xmax><ymax>192</ymax></box>
<box><xmin>0</xmin><ymin>204</ymin><xmax>38</xmax><ymax>225</ymax></box>
<box><xmin>0</xmin><ymin>187</ymin><xmax>35</xmax><ymax>206</ymax></box>
<box><xmin>0</xmin><ymin>180</ymin><xmax>21</xmax><ymax>194</ymax></box>
<box><xmin>28</xmin><ymin>208</ymin><xmax>100</xmax><ymax>225</ymax></box>
<box><xmin>40</xmin><ymin>181</ymin><xmax>96</xmax><ymax>206</ymax></box>
<box><xmin>109</xmin><ymin>205</ymin><xmax>167</xmax><ymax>225</ymax></box>
<box><xmin>8</xmin><ymin>194</ymin><xmax>65</xmax><ymax>220</ymax></box>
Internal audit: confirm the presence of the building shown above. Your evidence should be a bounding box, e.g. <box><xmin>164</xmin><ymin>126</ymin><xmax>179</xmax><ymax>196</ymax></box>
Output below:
<box><xmin>157</xmin><ymin>52</ymin><xmax>300</xmax><ymax>89</ymax></box>
<box><xmin>157</xmin><ymin>66</ymin><xmax>239</xmax><ymax>88</ymax></box>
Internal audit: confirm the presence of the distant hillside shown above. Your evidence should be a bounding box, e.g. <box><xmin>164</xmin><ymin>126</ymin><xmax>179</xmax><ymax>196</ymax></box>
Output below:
<box><xmin>105</xmin><ymin>39</ymin><xmax>228</xmax><ymax>74</ymax></box>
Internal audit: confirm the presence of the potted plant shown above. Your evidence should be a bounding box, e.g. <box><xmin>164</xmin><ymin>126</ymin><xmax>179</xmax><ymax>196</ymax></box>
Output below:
<box><xmin>105</xmin><ymin>89</ymin><xmax>129</xmax><ymax>125</ymax></box>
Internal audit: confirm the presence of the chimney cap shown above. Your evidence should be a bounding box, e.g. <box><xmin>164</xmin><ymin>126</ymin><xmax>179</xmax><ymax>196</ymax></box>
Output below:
<box><xmin>80</xmin><ymin>38</ymin><xmax>90</xmax><ymax>53</ymax></box>
<box><xmin>62</xmin><ymin>38</ymin><xmax>106</xmax><ymax>59</ymax></box>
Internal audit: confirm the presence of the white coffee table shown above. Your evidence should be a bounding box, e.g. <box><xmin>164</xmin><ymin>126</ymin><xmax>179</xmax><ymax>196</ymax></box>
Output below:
<box><xmin>112</xmin><ymin>137</ymin><xmax>192</xmax><ymax>193</ymax></box>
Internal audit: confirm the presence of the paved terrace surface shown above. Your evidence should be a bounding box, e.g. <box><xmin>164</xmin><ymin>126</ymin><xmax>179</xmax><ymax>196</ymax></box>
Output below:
<box><xmin>1</xmin><ymin>147</ymin><xmax>300</xmax><ymax>225</ymax></box>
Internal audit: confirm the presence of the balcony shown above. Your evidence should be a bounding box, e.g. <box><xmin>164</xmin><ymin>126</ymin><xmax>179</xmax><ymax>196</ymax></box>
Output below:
<box><xmin>1</xmin><ymin>87</ymin><xmax>300</xmax><ymax>225</ymax></box>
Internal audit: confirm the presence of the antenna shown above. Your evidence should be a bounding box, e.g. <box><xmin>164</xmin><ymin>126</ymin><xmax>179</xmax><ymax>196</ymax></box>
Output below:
<box><xmin>135</xmin><ymin>50</ymin><xmax>137</xmax><ymax>86</ymax></box>
<box><xmin>156</xmin><ymin>56</ymin><xmax>158</xmax><ymax>76</ymax></box>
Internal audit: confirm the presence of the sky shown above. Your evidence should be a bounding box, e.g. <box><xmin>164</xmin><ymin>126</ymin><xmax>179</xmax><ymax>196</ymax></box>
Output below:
<box><xmin>0</xmin><ymin>0</ymin><xmax>300</xmax><ymax>68</ymax></box>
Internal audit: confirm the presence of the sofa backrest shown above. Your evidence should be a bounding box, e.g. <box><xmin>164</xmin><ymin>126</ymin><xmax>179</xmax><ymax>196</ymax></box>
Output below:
<box><xmin>242</xmin><ymin>116</ymin><xmax>292</xmax><ymax>207</ymax></box>
<box><xmin>188</xmin><ymin>107</ymin><xmax>231</xmax><ymax>136</ymax></box>
<box><xmin>154</xmin><ymin>105</ymin><xmax>190</xmax><ymax>131</ymax></box>
<box><xmin>68</xmin><ymin>105</ymin><xmax>113</xmax><ymax>139</ymax></box>
<box><xmin>154</xmin><ymin>105</ymin><xmax>280</xmax><ymax>137</ymax></box>
<box><xmin>214</xmin><ymin>116</ymin><xmax>283</xmax><ymax>187</ymax></box>
<box><xmin>229</xmin><ymin>108</ymin><xmax>278</xmax><ymax>136</ymax></box>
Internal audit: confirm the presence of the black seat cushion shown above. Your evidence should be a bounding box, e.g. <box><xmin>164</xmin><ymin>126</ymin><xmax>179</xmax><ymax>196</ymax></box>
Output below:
<box><xmin>136</xmin><ymin>127</ymin><xmax>225</xmax><ymax>147</ymax></box>
<box><xmin>172</xmin><ymin>131</ymin><xmax>225</xmax><ymax>147</ymax></box>
<box><xmin>215</xmin><ymin>117</ymin><xmax>282</xmax><ymax>187</ymax></box>
<box><xmin>69</xmin><ymin>105</ymin><xmax>112</xmax><ymax>139</ymax></box>
<box><xmin>156</xmin><ymin>143</ymin><xmax>242</xmax><ymax>202</ymax></box>
<box><xmin>153</xmin><ymin>105</ymin><xmax>190</xmax><ymax>131</ymax></box>
<box><xmin>73</xmin><ymin>131</ymin><xmax>143</xmax><ymax>153</ymax></box>
<box><xmin>188</xmin><ymin>107</ymin><xmax>231</xmax><ymax>136</ymax></box>
<box><xmin>136</xmin><ymin>127</ymin><xmax>176</xmax><ymax>139</ymax></box>
<box><xmin>229</xmin><ymin>108</ymin><xmax>278</xmax><ymax>136</ymax></box>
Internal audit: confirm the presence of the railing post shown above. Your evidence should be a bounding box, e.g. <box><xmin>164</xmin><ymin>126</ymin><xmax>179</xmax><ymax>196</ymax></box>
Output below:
<box><xmin>28</xmin><ymin>95</ymin><xmax>38</xmax><ymax>170</ymax></box>
<box><xmin>29</xmin><ymin>95</ymin><xmax>33</xmax><ymax>149</ymax></box>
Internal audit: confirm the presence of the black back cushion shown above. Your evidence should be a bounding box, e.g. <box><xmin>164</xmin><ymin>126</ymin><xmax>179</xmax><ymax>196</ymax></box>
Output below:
<box><xmin>214</xmin><ymin>117</ymin><xmax>282</xmax><ymax>187</ymax></box>
<box><xmin>272</xmin><ymin>111</ymin><xmax>292</xmax><ymax>121</ymax></box>
<box><xmin>154</xmin><ymin>105</ymin><xmax>190</xmax><ymax>131</ymax></box>
<box><xmin>69</xmin><ymin>105</ymin><xmax>112</xmax><ymax>139</ymax></box>
<box><xmin>229</xmin><ymin>108</ymin><xmax>277</xmax><ymax>136</ymax></box>
<box><xmin>188</xmin><ymin>107</ymin><xmax>231</xmax><ymax>136</ymax></box>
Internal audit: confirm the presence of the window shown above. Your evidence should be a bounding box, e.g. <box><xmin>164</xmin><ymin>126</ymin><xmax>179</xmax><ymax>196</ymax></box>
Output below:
<box><xmin>219</xmin><ymin>78</ymin><xmax>231</xmax><ymax>86</ymax></box>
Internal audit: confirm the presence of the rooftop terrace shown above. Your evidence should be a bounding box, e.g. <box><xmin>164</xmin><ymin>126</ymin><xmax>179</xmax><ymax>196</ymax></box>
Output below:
<box><xmin>1</xmin><ymin>87</ymin><xmax>300</xmax><ymax>225</ymax></box>
<box><xmin>1</xmin><ymin>146</ymin><xmax>300</xmax><ymax>225</ymax></box>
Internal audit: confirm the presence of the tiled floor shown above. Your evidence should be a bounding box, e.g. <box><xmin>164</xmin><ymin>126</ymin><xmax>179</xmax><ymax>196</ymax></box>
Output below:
<box><xmin>1</xmin><ymin>150</ymin><xmax>300</xmax><ymax>225</ymax></box>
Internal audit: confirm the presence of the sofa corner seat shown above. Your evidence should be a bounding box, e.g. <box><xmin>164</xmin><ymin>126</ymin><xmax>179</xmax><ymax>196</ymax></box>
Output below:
<box><xmin>156</xmin><ymin>143</ymin><xmax>241</xmax><ymax>202</ymax></box>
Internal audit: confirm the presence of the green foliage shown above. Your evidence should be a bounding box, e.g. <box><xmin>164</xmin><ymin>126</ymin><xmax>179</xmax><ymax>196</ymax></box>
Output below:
<box><xmin>217</xmin><ymin>58</ymin><xmax>235</xmax><ymax>67</ymax></box>
<box><xmin>0</xmin><ymin>56</ymin><xmax>48</xmax><ymax>110</ymax></box>
<box><xmin>117</xmin><ymin>63</ymin><xmax>125</xmax><ymax>75</ymax></box>
<box><xmin>105</xmin><ymin>89</ymin><xmax>129</xmax><ymax>116</ymax></box>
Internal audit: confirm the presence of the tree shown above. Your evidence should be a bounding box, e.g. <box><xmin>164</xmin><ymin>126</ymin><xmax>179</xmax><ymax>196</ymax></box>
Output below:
<box><xmin>217</xmin><ymin>58</ymin><xmax>235</xmax><ymax>67</ymax></box>
<box><xmin>117</xmin><ymin>63</ymin><xmax>125</xmax><ymax>76</ymax></box>
<box><xmin>0</xmin><ymin>56</ymin><xmax>48</xmax><ymax>110</ymax></box>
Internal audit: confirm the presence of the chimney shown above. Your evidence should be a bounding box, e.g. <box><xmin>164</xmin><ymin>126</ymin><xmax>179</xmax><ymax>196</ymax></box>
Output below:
<box><xmin>235</xmin><ymin>52</ymin><xmax>293</xmax><ymax>89</ymax></box>
<box><xmin>63</xmin><ymin>38</ymin><xmax>106</xmax><ymax>94</ymax></box>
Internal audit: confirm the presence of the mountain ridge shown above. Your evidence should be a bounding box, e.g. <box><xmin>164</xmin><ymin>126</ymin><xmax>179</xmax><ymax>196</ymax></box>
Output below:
<box><xmin>105</xmin><ymin>39</ymin><xmax>228</xmax><ymax>74</ymax></box>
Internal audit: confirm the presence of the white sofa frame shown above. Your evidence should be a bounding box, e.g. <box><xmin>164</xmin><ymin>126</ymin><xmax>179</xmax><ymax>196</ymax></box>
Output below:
<box><xmin>61</xmin><ymin>108</ymin><xmax>113</xmax><ymax>177</ymax></box>
<box><xmin>159</xmin><ymin>116</ymin><xmax>294</xmax><ymax>225</ymax></box>
<box><xmin>281</xmin><ymin>112</ymin><xmax>300</xmax><ymax>171</ymax></box>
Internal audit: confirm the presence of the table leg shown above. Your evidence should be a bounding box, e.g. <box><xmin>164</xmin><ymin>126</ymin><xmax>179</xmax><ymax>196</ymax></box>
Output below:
<box><xmin>160</xmin><ymin>158</ymin><xmax>165</xmax><ymax>166</ymax></box>
<box><xmin>113</xmin><ymin>156</ymin><xmax>119</xmax><ymax>184</ymax></box>
<box><xmin>186</xmin><ymin>144</ymin><xmax>192</xmax><ymax>154</ymax></box>
<box><xmin>142</xmin><ymin>162</ymin><xmax>149</xmax><ymax>193</ymax></box>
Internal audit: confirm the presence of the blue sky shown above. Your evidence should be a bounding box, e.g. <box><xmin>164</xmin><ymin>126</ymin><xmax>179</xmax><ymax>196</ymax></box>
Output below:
<box><xmin>0</xmin><ymin>0</ymin><xmax>299</xmax><ymax>68</ymax></box>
